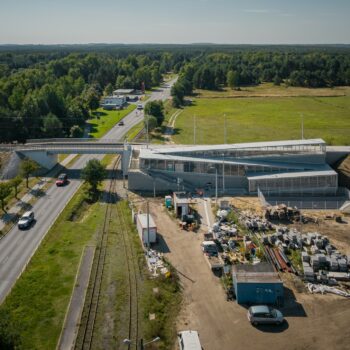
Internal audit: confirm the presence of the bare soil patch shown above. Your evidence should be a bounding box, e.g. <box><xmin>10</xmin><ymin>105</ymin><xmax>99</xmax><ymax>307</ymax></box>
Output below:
<box><xmin>148</xmin><ymin>197</ymin><xmax>350</xmax><ymax>350</ymax></box>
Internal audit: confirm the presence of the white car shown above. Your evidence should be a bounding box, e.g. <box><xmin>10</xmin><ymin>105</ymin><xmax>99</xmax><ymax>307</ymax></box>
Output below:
<box><xmin>247</xmin><ymin>305</ymin><xmax>284</xmax><ymax>326</ymax></box>
<box><xmin>18</xmin><ymin>211</ymin><xmax>34</xmax><ymax>229</ymax></box>
<box><xmin>178</xmin><ymin>330</ymin><xmax>202</xmax><ymax>350</ymax></box>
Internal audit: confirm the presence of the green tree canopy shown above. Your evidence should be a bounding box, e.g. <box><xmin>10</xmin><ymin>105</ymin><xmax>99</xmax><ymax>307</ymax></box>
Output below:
<box><xmin>144</xmin><ymin>100</ymin><xmax>164</xmax><ymax>126</ymax></box>
<box><xmin>42</xmin><ymin>113</ymin><xmax>63</xmax><ymax>137</ymax></box>
<box><xmin>20</xmin><ymin>159</ymin><xmax>39</xmax><ymax>188</ymax></box>
<box><xmin>81</xmin><ymin>159</ymin><xmax>107</xmax><ymax>194</ymax></box>
<box><xmin>10</xmin><ymin>175</ymin><xmax>22</xmax><ymax>199</ymax></box>
<box><xmin>144</xmin><ymin>115</ymin><xmax>158</xmax><ymax>132</ymax></box>
<box><xmin>0</xmin><ymin>182</ymin><xmax>12</xmax><ymax>212</ymax></box>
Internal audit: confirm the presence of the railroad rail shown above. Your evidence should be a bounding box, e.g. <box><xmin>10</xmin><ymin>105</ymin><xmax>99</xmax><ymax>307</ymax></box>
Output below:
<box><xmin>74</xmin><ymin>156</ymin><xmax>120</xmax><ymax>350</ymax></box>
<box><xmin>116</xmin><ymin>198</ymin><xmax>142</xmax><ymax>350</ymax></box>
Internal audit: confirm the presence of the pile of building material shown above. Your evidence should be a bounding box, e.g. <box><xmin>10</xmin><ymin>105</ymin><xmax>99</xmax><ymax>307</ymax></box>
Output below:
<box><xmin>146</xmin><ymin>249</ymin><xmax>170</xmax><ymax>277</ymax></box>
<box><xmin>307</xmin><ymin>283</ymin><xmax>350</xmax><ymax>298</ymax></box>
<box><xmin>265</xmin><ymin>204</ymin><xmax>300</xmax><ymax>221</ymax></box>
<box><xmin>239</xmin><ymin>210</ymin><xmax>274</xmax><ymax>232</ymax></box>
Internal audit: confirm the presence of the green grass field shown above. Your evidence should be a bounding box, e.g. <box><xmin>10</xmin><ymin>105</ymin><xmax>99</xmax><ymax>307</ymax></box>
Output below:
<box><xmin>172</xmin><ymin>95</ymin><xmax>350</xmax><ymax>145</ymax></box>
<box><xmin>88</xmin><ymin>104</ymin><xmax>136</xmax><ymax>138</ymax></box>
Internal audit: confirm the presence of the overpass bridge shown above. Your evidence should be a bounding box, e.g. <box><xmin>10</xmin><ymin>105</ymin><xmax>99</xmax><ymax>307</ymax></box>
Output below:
<box><xmin>0</xmin><ymin>138</ymin><xmax>144</xmax><ymax>171</ymax></box>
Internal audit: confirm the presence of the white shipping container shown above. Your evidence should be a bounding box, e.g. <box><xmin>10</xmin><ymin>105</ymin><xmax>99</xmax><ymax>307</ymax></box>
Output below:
<box><xmin>136</xmin><ymin>214</ymin><xmax>157</xmax><ymax>245</ymax></box>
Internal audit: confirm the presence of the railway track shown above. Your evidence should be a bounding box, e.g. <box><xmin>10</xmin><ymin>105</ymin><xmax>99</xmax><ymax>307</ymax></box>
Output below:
<box><xmin>116</xmin><ymin>200</ymin><xmax>142</xmax><ymax>350</ymax></box>
<box><xmin>74</xmin><ymin>156</ymin><xmax>120</xmax><ymax>350</ymax></box>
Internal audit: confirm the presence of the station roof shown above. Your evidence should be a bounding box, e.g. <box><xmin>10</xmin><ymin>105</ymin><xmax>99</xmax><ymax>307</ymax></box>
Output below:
<box><xmin>145</xmin><ymin>139</ymin><xmax>326</xmax><ymax>155</ymax></box>
<box><xmin>139</xmin><ymin>149</ymin><xmax>329</xmax><ymax>170</ymax></box>
<box><xmin>247</xmin><ymin>169</ymin><xmax>337</xmax><ymax>181</ymax></box>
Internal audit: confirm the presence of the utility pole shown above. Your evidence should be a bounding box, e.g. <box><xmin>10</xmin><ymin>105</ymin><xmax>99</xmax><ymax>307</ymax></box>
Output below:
<box><xmin>224</xmin><ymin>113</ymin><xmax>227</xmax><ymax>144</ymax></box>
<box><xmin>215</xmin><ymin>167</ymin><xmax>218</xmax><ymax>203</ymax></box>
<box><xmin>301</xmin><ymin>113</ymin><xmax>304</xmax><ymax>140</ymax></box>
<box><xmin>193</xmin><ymin>115</ymin><xmax>196</xmax><ymax>145</ymax></box>
<box><xmin>146</xmin><ymin>114</ymin><xmax>149</xmax><ymax>148</ymax></box>
<box><xmin>146</xmin><ymin>201</ymin><xmax>150</xmax><ymax>255</ymax></box>
<box><xmin>222</xmin><ymin>154</ymin><xmax>225</xmax><ymax>193</ymax></box>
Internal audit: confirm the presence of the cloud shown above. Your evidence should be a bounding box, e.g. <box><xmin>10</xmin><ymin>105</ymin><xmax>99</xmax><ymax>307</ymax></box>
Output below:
<box><xmin>244</xmin><ymin>9</ymin><xmax>293</xmax><ymax>17</ymax></box>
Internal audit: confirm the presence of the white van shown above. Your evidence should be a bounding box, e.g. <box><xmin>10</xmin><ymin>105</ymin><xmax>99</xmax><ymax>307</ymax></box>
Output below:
<box><xmin>178</xmin><ymin>330</ymin><xmax>202</xmax><ymax>350</ymax></box>
<box><xmin>137</xmin><ymin>103</ymin><xmax>143</xmax><ymax>110</ymax></box>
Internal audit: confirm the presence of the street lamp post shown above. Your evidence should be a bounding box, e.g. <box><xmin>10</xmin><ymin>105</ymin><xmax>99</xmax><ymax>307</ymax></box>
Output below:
<box><xmin>123</xmin><ymin>336</ymin><xmax>160</xmax><ymax>350</ymax></box>
<box><xmin>222</xmin><ymin>153</ymin><xmax>225</xmax><ymax>194</ymax></box>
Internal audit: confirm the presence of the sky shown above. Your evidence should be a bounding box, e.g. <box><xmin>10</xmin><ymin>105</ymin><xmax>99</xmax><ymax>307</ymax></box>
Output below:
<box><xmin>0</xmin><ymin>0</ymin><xmax>349</xmax><ymax>44</ymax></box>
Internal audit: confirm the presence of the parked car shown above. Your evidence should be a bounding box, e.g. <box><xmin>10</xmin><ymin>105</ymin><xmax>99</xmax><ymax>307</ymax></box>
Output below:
<box><xmin>247</xmin><ymin>305</ymin><xmax>284</xmax><ymax>326</ymax></box>
<box><xmin>201</xmin><ymin>241</ymin><xmax>218</xmax><ymax>257</ymax></box>
<box><xmin>56</xmin><ymin>173</ymin><xmax>68</xmax><ymax>186</ymax></box>
<box><xmin>18</xmin><ymin>211</ymin><xmax>35</xmax><ymax>229</ymax></box>
<box><xmin>178</xmin><ymin>330</ymin><xmax>202</xmax><ymax>350</ymax></box>
<box><xmin>118</xmin><ymin>120</ymin><xmax>124</xmax><ymax>126</ymax></box>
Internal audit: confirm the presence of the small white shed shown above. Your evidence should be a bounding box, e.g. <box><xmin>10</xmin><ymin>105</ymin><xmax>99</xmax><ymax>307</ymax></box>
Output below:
<box><xmin>136</xmin><ymin>214</ymin><xmax>157</xmax><ymax>245</ymax></box>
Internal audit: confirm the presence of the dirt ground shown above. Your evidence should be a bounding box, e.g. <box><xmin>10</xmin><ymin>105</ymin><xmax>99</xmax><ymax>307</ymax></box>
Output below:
<box><xmin>147</xmin><ymin>197</ymin><xmax>350</xmax><ymax>350</ymax></box>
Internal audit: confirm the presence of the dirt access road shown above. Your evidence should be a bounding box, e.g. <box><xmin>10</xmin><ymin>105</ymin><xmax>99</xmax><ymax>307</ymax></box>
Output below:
<box><xmin>148</xmin><ymin>198</ymin><xmax>350</xmax><ymax>350</ymax></box>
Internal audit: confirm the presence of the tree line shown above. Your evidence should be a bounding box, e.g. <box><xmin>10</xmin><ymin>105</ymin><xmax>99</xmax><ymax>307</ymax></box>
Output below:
<box><xmin>1</xmin><ymin>46</ymin><xmax>350</xmax><ymax>141</ymax></box>
<box><xmin>0</xmin><ymin>51</ymin><xmax>177</xmax><ymax>142</ymax></box>
<box><xmin>171</xmin><ymin>50</ymin><xmax>350</xmax><ymax>106</ymax></box>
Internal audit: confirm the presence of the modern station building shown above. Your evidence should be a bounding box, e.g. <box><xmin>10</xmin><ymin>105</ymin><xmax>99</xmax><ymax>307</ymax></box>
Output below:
<box><xmin>128</xmin><ymin>139</ymin><xmax>338</xmax><ymax>196</ymax></box>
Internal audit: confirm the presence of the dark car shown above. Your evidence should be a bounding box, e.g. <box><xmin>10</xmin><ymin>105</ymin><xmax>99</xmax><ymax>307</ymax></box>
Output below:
<box><xmin>18</xmin><ymin>211</ymin><xmax>34</xmax><ymax>229</ymax></box>
<box><xmin>56</xmin><ymin>173</ymin><xmax>68</xmax><ymax>186</ymax></box>
<box><xmin>118</xmin><ymin>120</ymin><xmax>124</xmax><ymax>126</ymax></box>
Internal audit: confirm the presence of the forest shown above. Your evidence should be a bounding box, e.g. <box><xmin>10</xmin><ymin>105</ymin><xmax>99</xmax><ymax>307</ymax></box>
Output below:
<box><xmin>0</xmin><ymin>44</ymin><xmax>349</xmax><ymax>141</ymax></box>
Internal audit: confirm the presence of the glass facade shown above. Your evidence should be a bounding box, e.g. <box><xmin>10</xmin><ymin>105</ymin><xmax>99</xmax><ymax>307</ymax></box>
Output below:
<box><xmin>249</xmin><ymin>174</ymin><xmax>338</xmax><ymax>193</ymax></box>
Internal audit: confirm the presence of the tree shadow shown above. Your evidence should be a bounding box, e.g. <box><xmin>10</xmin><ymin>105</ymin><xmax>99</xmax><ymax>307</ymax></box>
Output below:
<box><xmin>91</xmin><ymin>111</ymin><xmax>107</xmax><ymax>118</ymax></box>
<box><xmin>172</xmin><ymin>127</ymin><xmax>182</xmax><ymax>136</ymax></box>
<box><xmin>15</xmin><ymin>200</ymin><xmax>32</xmax><ymax>211</ymax></box>
<box><xmin>0</xmin><ymin>212</ymin><xmax>19</xmax><ymax>224</ymax></box>
<box><xmin>87</xmin><ymin>122</ymin><xmax>98</xmax><ymax>135</ymax></box>
<box><xmin>29</xmin><ymin>188</ymin><xmax>46</xmax><ymax>198</ymax></box>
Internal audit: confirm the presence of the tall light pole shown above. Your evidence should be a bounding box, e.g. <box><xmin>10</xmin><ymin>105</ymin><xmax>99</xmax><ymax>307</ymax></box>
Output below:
<box><xmin>222</xmin><ymin>153</ymin><xmax>225</xmax><ymax>193</ymax></box>
<box><xmin>300</xmin><ymin>113</ymin><xmax>304</xmax><ymax>140</ymax></box>
<box><xmin>193</xmin><ymin>115</ymin><xmax>196</xmax><ymax>145</ymax></box>
<box><xmin>224</xmin><ymin>113</ymin><xmax>227</xmax><ymax>144</ymax></box>
<box><xmin>146</xmin><ymin>114</ymin><xmax>150</xmax><ymax>147</ymax></box>
<box><xmin>215</xmin><ymin>166</ymin><xmax>218</xmax><ymax>202</ymax></box>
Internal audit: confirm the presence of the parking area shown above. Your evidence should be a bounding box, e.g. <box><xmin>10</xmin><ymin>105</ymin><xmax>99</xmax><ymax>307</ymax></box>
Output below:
<box><xmin>147</xmin><ymin>197</ymin><xmax>350</xmax><ymax>350</ymax></box>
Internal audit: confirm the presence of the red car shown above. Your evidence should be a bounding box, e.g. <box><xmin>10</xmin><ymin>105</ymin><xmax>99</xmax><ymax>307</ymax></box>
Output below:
<box><xmin>56</xmin><ymin>173</ymin><xmax>68</xmax><ymax>186</ymax></box>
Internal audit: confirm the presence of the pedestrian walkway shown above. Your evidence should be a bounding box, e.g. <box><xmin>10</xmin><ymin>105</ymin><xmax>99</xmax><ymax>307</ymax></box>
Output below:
<box><xmin>57</xmin><ymin>246</ymin><xmax>95</xmax><ymax>350</ymax></box>
<box><xmin>0</xmin><ymin>154</ymin><xmax>77</xmax><ymax>231</ymax></box>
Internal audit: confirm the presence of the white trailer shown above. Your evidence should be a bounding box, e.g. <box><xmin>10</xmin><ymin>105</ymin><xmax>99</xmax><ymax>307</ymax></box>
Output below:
<box><xmin>136</xmin><ymin>214</ymin><xmax>157</xmax><ymax>245</ymax></box>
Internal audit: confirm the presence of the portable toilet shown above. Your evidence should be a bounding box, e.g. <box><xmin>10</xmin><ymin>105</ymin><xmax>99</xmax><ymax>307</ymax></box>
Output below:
<box><xmin>165</xmin><ymin>195</ymin><xmax>172</xmax><ymax>208</ymax></box>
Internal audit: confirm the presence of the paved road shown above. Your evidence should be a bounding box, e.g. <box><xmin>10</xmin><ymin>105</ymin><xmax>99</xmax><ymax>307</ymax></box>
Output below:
<box><xmin>0</xmin><ymin>80</ymin><xmax>176</xmax><ymax>303</ymax></box>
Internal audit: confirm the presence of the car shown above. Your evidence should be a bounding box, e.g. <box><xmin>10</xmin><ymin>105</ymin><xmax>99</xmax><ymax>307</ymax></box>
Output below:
<box><xmin>247</xmin><ymin>305</ymin><xmax>284</xmax><ymax>326</ymax></box>
<box><xmin>56</xmin><ymin>173</ymin><xmax>68</xmax><ymax>186</ymax></box>
<box><xmin>18</xmin><ymin>211</ymin><xmax>34</xmax><ymax>229</ymax></box>
<box><xmin>118</xmin><ymin>120</ymin><xmax>124</xmax><ymax>126</ymax></box>
<box><xmin>137</xmin><ymin>104</ymin><xmax>143</xmax><ymax>110</ymax></box>
<box><xmin>178</xmin><ymin>330</ymin><xmax>202</xmax><ymax>350</ymax></box>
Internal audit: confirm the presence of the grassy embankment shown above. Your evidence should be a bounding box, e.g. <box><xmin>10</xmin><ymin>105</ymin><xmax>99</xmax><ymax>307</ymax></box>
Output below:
<box><xmin>0</xmin><ymin>165</ymin><xmax>181</xmax><ymax>349</ymax></box>
<box><xmin>0</xmin><ymin>182</ymin><xmax>105</xmax><ymax>349</ymax></box>
<box><xmin>172</xmin><ymin>84</ymin><xmax>350</xmax><ymax>145</ymax></box>
<box><xmin>88</xmin><ymin>105</ymin><xmax>136</xmax><ymax>138</ymax></box>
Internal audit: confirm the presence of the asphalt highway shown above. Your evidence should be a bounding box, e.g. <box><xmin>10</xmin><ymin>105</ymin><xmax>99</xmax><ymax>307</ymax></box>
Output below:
<box><xmin>0</xmin><ymin>80</ymin><xmax>175</xmax><ymax>302</ymax></box>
